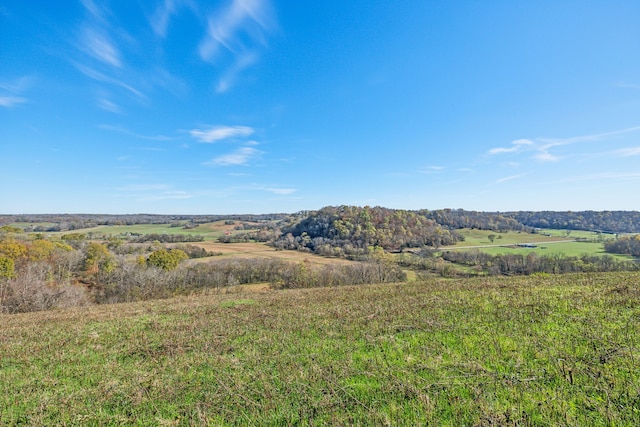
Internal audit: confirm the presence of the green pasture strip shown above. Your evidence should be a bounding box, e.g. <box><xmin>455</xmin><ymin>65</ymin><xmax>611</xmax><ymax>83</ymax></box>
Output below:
<box><xmin>41</xmin><ymin>222</ymin><xmax>245</xmax><ymax>241</ymax></box>
<box><xmin>537</xmin><ymin>228</ymin><xmax>615</xmax><ymax>239</ymax></box>
<box><xmin>2</xmin><ymin>272</ymin><xmax>640</xmax><ymax>425</ymax></box>
<box><xmin>452</xmin><ymin>229</ymin><xmax>574</xmax><ymax>246</ymax></box>
<box><xmin>464</xmin><ymin>241</ymin><xmax>633</xmax><ymax>260</ymax></box>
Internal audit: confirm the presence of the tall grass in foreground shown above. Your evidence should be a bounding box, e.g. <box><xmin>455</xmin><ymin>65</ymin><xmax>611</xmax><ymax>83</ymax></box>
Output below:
<box><xmin>1</xmin><ymin>272</ymin><xmax>640</xmax><ymax>425</ymax></box>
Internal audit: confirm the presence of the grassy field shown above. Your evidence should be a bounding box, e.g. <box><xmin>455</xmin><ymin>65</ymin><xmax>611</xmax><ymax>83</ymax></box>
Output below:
<box><xmin>38</xmin><ymin>221</ymin><xmax>261</xmax><ymax>241</ymax></box>
<box><xmin>450</xmin><ymin>229</ymin><xmax>575</xmax><ymax>247</ymax></box>
<box><xmin>444</xmin><ymin>228</ymin><xmax>632</xmax><ymax>260</ymax></box>
<box><xmin>472</xmin><ymin>241</ymin><xmax>625</xmax><ymax>258</ymax></box>
<box><xmin>190</xmin><ymin>242</ymin><xmax>355</xmax><ymax>267</ymax></box>
<box><xmin>2</xmin><ymin>273</ymin><xmax>640</xmax><ymax>425</ymax></box>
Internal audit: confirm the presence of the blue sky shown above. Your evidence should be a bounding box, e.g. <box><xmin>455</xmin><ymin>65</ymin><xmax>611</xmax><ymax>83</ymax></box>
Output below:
<box><xmin>2</xmin><ymin>0</ymin><xmax>640</xmax><ymax>214</ymax></box>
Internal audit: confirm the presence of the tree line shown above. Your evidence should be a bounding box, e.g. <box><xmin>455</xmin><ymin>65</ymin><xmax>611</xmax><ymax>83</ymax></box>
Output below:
<box><xmin>0</xmin><ymin>232</ymin><xmax>405</xmax><ymax>314</ymax></box>
<box><xmin>4</xmin><ymin>208</ymin><xmax>640</xmax><ymax>235</ymax></box>
<box><xmin>604</xmin><ymin>235</ymin><xmax>640</xmax><ymax>257</ymax></box>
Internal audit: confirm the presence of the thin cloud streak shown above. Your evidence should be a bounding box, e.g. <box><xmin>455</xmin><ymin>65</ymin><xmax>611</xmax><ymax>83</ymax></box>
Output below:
<box><xmin>0</xmin><ymin>96</ymin><xmax>27</xmax><ymax>107</ymax></box>
<box><xmin>97</xmin><ymin>98</ymin><xmax>121</xmax><ymax>113</ymax></box>
<box><xmin>488</xmin><ymin>126</ymin><xmax>640</xmax><ymax>163</ymax></box>
<box><xmin>488</xmin><ymin>139</ymin><xmax>533</xmax><ymax>155</ymax></box>
<box><xmin>496</xmin><ymin>174</ymin><xmax>524</xmax><ymax>184</ymax></box>
<box><xmin>216</xmin><ymin>52</ymin><xmax>257</xmax><ymax>93</ymax></box>
<box><xmin>233</xmin><ymin>184</ymin><xmax>297</xmax><ymax>195</ymax></box>
<box><xmin>199</xmin><ymin>0</ymin><xmax>275</xmax><ymax>92</ymax></box>
<box><xmin>190</xmin><ymin>125</ymin><xmax>254</xmax><ymax>142</ymax></box>
<box><xmin>140</xmin><ymin>191</ymin><xmax>192</xmax><ymax>201</ymax></box>
<box><xmin>151</xmin><ymin>0</ymin><xmax>178</xmax><ymax>38</ymax></box>
<box><xmin>79</xmin><ymin>26</ymin><xmax>122</xmax><ymax>68</ymax></box>
<box><xmin>117</xmin><ymin>184</ymin><xmax>170</xmax><ymax>191</ymax></box>
<box><xmin>204</xmin><ymin>146</ymin><xmax>261</xmax><ymax>166</ymax></box>
<box><xmin>75</xmin><ymin>63</ymin><xmax>145</xmax><ymax>99</ymax></box>
<box><xmin>0</xmin><ymin>75</ymin><xmax>34</xmax><ymax>93</ymax></box>
<box><xmin>615</xmin><ymin>147</ymin><xmax>640</xmax><ymax>157</ymax></box>
<box><xmin>99</xmin><ymin>124</ymin><xmax>174</xmax><ymax>141</ymax></box>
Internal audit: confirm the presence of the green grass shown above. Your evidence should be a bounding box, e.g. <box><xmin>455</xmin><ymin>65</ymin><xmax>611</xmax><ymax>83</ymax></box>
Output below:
<box><xmin>446</xmin><ymin>228</ymin><xmax>632</xmax><ymax>261</ymax></box>
<box><xmin>475</xmin><ymin>241</ymin><xmax>632</xmax><ymax>259</ymax></box>
<box><xmin>536</xmin><ymin>228</ymin><xmax>606</xmax><ymax>239</ymax></box>
<box><xmin>39</xmin><ymin>221</ymin><xmax>259</xmax><ymax>241</ymax></box>
<box><xmin>2</xmin><ymin>273</ymin><xmax>640</xmax><ymax>425</ymax></box>
<box><xmin>452</xmin><ymin>229</ymin><xmax>578</xmax><ymax>247</ymax></box>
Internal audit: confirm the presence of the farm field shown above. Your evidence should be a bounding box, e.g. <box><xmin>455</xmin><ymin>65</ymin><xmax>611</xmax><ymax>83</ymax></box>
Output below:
<box><xmin>449</xmin><ymin>229</ymin><xmax>575</xmax><ymax>247</ymax></box>
<box><xmin>1</xmin><ymin>272</ymin><xmax>639</xmax><ymax>425</ymax></box>
<box><xmin>37</xmin><ymin>221</ymin><xmax>262</xmax><ymax>241</ymax></box>
<box><xmin>443</xmin><ymin>228</ymin><xmax>632</xmax><ymax>260</ymax></box>
<box><xmin>468</xmin><ymin>241</ymin><xmax>633</xmax><ymax>260</ymax></box>
<box><xmin>191</xmin><ymin>241</ymin><xmax>355</xmax><ymax>266</ymax></box>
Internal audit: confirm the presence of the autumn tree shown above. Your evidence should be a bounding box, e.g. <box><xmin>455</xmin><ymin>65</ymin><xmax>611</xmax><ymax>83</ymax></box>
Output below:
<box><xmin>84</xmin><ymin>243</ymin><xmax>117</xmax><ymax>277</ymax></box>
<box><xmin>0</xmin><ymin>256</ymin><xmax>15</xmax><ymax>279</ymax></box>
<box><xmin>147</xmin><ymin>249</ymin><xmax>188</xmax><ymax>271</ymax></box>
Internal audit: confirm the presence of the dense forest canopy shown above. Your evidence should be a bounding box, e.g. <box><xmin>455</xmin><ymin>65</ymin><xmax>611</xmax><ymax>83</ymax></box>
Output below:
<box><xmin>507</xmin><ymin>211</ymin><xmax>640</xmax><ymax>233</ymax></box>
<box><xmin>421</xmin><ymin>209</ymin><xmax>530</xmax><ymax>232</ymax></box>
<box><xmin>272</xmin><ymin>206</ymin><xmax>462</xmax><ymax>253</ymax></box>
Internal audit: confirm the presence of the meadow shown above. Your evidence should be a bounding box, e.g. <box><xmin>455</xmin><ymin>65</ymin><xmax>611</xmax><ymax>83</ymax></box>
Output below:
<box><xmin>9</xmin><ymin>221</ymin><xmax>260</xmax><ymax>241</ymax></box>
<box><xmin>2</xmin><ymin>272</ymin><xmax>639</xmax><ymax>425</ymax></box>
<box><xmin>442</xmin><ymin>228</ymin><xmax>634</xmax><ymax>261</ymax></box>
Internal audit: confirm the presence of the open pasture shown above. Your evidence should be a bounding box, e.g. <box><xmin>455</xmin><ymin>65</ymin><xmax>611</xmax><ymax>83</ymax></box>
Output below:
<box><xmin>1</xmin><ymin>272</ymin><xmax>639</xmax><ymax>425</ymax></box>
<box><xmin>192</xmin><ymin>241</ymin><xmax>355</xmax><ymax>266</ymax></box>
<box><xmin>469</xmin><ymin>240</ymin><xmax>634</xmax><ymax>260</ymax></box>
<box><xmin>444</xmin><ymin>228</ymin><xmax>630</xmax><ymax>260</ymax></box>
<box><xmin>451</xmin><ymin>229</ymin><xmax>574</xmax><ymax>247</ymax></box>
<box><xmin>42</xmin><ymin>221</ymin><xmax>264</xmax><ymax>241</ymax></box>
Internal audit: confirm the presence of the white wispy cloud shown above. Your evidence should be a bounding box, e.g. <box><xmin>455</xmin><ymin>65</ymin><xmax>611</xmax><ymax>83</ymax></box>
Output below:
<box><xmin>496</xmin><ymin>174</ymin><xmax>524</xmax><ymax>184</ymax></box>
<box><xmin>262</xmin><ymin>187</ymin><xmax>295</xmax><ymax>195</ymax></box>
<box><xmin>532</xmin><ymin>151</ymin><xmax>559</xmax><ymax>162</ymax></box>
<box><xmin>232</xmin><ymin>184</ymin><xmax>296</xmax><ymax>195</ymax></box>
<box><xmin>537</xmin><ymin>126</ymin><xmax>640</xmax><ymax>147</ymax></box>
<box><xmin>140</xmin><ymin>191</ymin><xmax>193</xmax><ymax>201</ymax></box>
<box><xmin>614</xmin><ymin>147</ymin><xmax>640</xmax><ymax>157</ymax></box>
<box><xmin>204</xmin><ymin>146</ymin><xmax>261</xmax><ymax>166</ymax></box>
<box><xmin>0</xmin><ymin>75</ymin><xmax>34</xmax><ymax>93</ymax></box>
<box><xmin>488</xmin><ymin>139</ymin><xmax>533</xmax><ymax>155</ymax></box>
<box><xmin>0</xmin><ymin>75</ymin><xmax>34</xmax><ymax>107</ymax></box>
<box><xmin>199</xmin><ymin>0</ymin><xmax>275</xmax><ymax>92</ymax></box>
<box><xmin>488</xmin><ymin>127</ymin><xmax>640</xmax><ymax>163</ymax></box>
<box><xmin>0</xmin><ymin>96</ymin><xmax>27</xmax><ymax>108</ymax></box>
<box><xmin>79</xmin><ymin>26</ymin><xmax>122</xmax><ymax>68</ymax></box>
<box><xmin>216</xmin><ymin>51</ymin><xmax>257</xmax><ymax>93</ymax></box>
<box><xmin>419</xmin><ymin>166</ymin><xmax>445</xmax><ymax>175</ymax></box>
<box><xmin>81</xmin><ymin>0</ymin><xmax>110</xmax><ymax>23</ymax></box>
<box><xmin>74</xmin><ymin>63</ymin><xmax>145</xmax><ymax>99</ymax></box>
<box><xmin>190</xmin><ymin>125</ymin><xmax>254</xmax><ymax>142</ymax></box>
<box><xmin>99</xmin><ymin>124</ymin><xmax>174</xmax><ymax>141</ymax></box>
<box><xmin>97</xmin><ymin>98</ymin><xmax>121</xmax><ymax>113</ymax></box>
<box><xmin>117</xmin><ymin>184</ymin><xmax>170</xmax><ymax>191</ymax></box>
<box><xmin>151</xmin><ymin>0</ymin><xmax>178</xmax><ymax>38</ymax></box>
